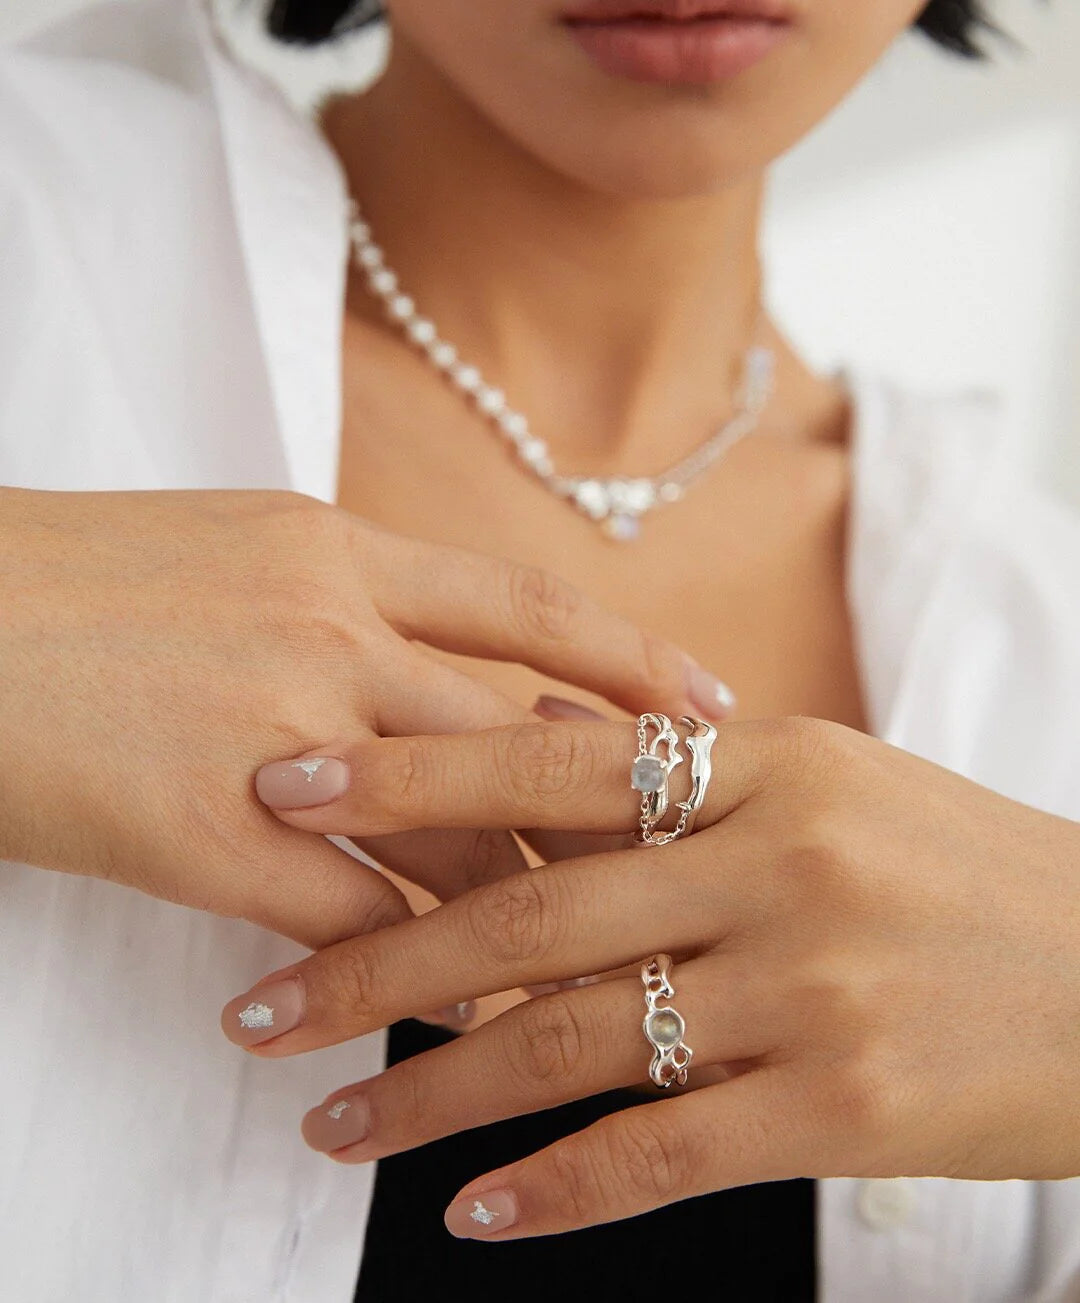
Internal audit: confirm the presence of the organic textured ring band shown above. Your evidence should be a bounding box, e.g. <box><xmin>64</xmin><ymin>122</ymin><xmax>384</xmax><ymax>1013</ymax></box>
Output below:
<box><xmin>641</xmin><ymin>954</ymin><xmax>692</xmax><ymax>1088</ymax></box>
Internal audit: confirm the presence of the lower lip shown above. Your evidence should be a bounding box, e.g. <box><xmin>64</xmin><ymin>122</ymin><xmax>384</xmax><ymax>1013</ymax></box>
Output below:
<box><xmin>565</xmin><ymin>15</ymin><xmax>790</xmax><ymax>84</ymax></box>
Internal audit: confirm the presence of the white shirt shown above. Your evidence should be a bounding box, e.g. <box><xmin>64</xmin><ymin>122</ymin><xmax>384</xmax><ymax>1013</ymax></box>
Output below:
<box><xmin>1</xmin><ymin>3</ymin><xmax>1078</xmax><ymax>1300</ymax></box>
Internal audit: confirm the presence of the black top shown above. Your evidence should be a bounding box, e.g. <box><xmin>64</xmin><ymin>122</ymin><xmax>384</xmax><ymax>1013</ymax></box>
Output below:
<box><xmin>355</xmin><ymin>1019</ymin><xmax>816</xmax><ymax>1302</ymax></box>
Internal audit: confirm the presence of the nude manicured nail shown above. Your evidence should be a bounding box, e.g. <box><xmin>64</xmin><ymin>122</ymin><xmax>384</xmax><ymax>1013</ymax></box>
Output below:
<box><xmin>524</xmin><ymin>976</ymin><xmax>599</xmax><ymax>997</ymax></box>
<box><xmin>533</xmin><ymin>695</ymin><xmax>606</xmax><ymax>721</ymax></box>
<box><xmin>255</xmin><ymin>756</ymin><xmax>350</xmax><ymax>809</ymax></box>
<box><xmin>302</xmin><ymin>1094</ymin><xmax>372</xmax><ymax>1153</ymax></box>
<box><xmin>221</xmin><ymin>977</ymin><xmax>305</xmax><ymax>1046</ymax></box>
<box><xmin>445</xmin><ymin>1189</ymin><xmax>518</xmax><ymax>1239</ymax></box>
<box><xmin>418</xmin><ymin>1001</ymin><xmax>477</xmax><ymax>1030</ymax></box>
<box><xmin>685</xmin><ymin>663</ymin><xmax>737</xmax><ymax>719</ymax></box>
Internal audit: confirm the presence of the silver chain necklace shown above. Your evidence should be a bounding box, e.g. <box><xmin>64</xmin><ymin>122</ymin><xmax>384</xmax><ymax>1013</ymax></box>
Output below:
<box><xmin>348</xmin><ymin>202</ymin><xmax>777</xmax><ymax>541</ymax></box>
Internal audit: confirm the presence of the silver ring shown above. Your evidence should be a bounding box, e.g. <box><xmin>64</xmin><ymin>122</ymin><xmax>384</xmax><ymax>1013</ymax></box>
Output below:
<box><xmin>631</xmin><ymin>714</ymin><xmax>716</xmax><ymax>846</ymax></box>
<box><xmin>675</xmin><ymin>715</ymin><xmax>717</xmax><ymax>839</ymax></box>
<box><xmin>641</xmin><ymin>954</ymin><xmax>692</xmax><ymax>1088</ymax></box>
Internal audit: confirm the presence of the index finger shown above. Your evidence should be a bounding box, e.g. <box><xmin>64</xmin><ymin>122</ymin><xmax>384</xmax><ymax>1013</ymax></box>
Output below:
<box><xmin>363</xmin><ymin>532</ymin><xmax>735</xmax><ymax>721</ymax></box>
<box><xmin>260</xmin><ymin>716</ymin><xmax>802</xmax><ymax>840</ymax></box>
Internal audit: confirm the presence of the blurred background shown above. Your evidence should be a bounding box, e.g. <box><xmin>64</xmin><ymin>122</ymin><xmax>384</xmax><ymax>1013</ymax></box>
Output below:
<box><xmin>4</xmin><ymin>0</ymin><xmax>1078</xmax><ymax>504</ymax></box>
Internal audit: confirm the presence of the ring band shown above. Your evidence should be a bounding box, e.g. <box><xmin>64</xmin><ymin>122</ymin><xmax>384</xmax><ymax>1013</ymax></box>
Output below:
<box><xmin>641</xmin><ymin>954</ymin><xmax>692</xmax><ymax>1088</ymax></box>
<box><xmin>631</xmin><ymin>714</ymin><xmax>716</xmax><ymax>846</ymax></box>
<box><xmin>675</xmin><ymin>715</ymin><xmax>718</xmax><ymax>839</ymax></box>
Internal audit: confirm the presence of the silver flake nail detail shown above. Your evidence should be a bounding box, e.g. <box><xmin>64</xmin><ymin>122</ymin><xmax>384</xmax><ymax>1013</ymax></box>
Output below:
<box><xmin>294</xmin><ymin>758</ymin><xmax>328</xmax><ymax>783</ymax></box>
<box><xmin>327</xmin><ymin>1100</ymin><xmax>350</xmax><ymax>1120</ymax></box>
<box><xmin>470</xmin><ymin>1201</ymin><xmax>499</xmax><ymax>1227</ymax></box>
<box><xmin>238</xmin><ymin>1001</ymin><xmax>274</xmax><ymax>1030</ymax></box>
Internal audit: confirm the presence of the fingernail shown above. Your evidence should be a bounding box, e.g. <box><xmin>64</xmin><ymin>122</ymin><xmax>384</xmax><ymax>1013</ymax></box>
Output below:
<box><xmin>255</xmin><ymin>756</ymin><xmax>350</xmax><ymax>810</ymax></box>
<box><xmin>533</xmin><ymin>695</ymin><xmax>606</xmax><ymax>721</ymax></box>
<box><xmin>524</xmin><ymin>977</ymin><xmax>599</xmax><ymax>997</ymax></box>
<box><xmin>418</xmin><ymin>1001</ymin><xmax>477</xmax><ymax>1030</ymax></box>
<box><xmin>445</xmin><ymin>1189</ymin><xmax>518</xmax><ymax>1239</ymax></box>
<box><xmin>221</xmin><ymin>977</ymin><xmax>305</xmax><ymax>1046</ymax></box>
<box><xmin>685</xmin><ymin>663</ymin><xmax>737</xmax><ymax>719</ymax></box>
<box><xmin>302</xmin><ymin>1093</ymin><xmax>372</xmax><ymax>1153</ymax></box>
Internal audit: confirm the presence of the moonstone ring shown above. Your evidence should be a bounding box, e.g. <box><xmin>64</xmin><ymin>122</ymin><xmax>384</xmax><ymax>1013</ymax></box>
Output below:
<box><xmin>632</xmin><ymin>714</ymin><xmax>716</xmax><ymax>846</ymax></box>
<box><xmin>641</xmin><ymin>954</ymin><xmax>692</xmax><ymax>1088</ymax></box>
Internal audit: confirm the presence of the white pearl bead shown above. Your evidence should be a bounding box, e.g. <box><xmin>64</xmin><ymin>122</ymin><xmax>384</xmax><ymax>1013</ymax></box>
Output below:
<box><xmin>388</xmin><ymin>295</ymin><xmax>415</xmax><ymax>322</ymax></box>
<box><xmin>357</xmin><ymin>244</ymin><xmax>383</xmax><ymax>270</ymax></box>
<box><xmin>349</xmin><ymin>220</ymin><xmax>371</xmax><ymax>244</ymax></box>
<box><xmin>406</xmin><ymin>318</ymin><xmax>437</xmax><ymax>347</ymax></box>
<box><xmin>369</xmin><ymin>268</ymin><xmax>397</xmax><ymax>297</ymax></box>
<box><xmin>498</xmin><ymin>411</ymin><xmax>529</xmax><ymax>439</ymax></box>
<box><xmin>451</xmin><ymin>364</ymin><xmax>482</xmax><ymax>394</ymax></box>
<box><xmin>429</xmin><ymin>341</ymin><xmax>458</xmax><ymax>370</ymax></box>
<box><xmin>520</xmin><ymin>437</ymin><xmax>550</xmax><ymax>467</ymax></box>
<box><xmin>477</xmin><ymin>387</ymin><xmax>506</xmax><ymax>416</ymax></box>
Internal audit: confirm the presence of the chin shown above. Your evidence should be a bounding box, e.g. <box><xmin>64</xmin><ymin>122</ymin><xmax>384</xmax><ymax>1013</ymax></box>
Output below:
<box><xmin>543</xmin><ymin>135</ymin><xmax>768</xmax><ymax>200</ymax></box>
<box><xmin>496</xmin><ymin>101</ymin><xmax>787</xmax><ymax>199</ymax></box>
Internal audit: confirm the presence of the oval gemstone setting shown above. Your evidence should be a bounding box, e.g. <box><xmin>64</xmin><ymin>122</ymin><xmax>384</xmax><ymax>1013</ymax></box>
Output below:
<box><xmin>631</xmin><ymin>755</ymin><xmax>667</xmax><ymax>793</ymax></box>
<box><xmin>645</xmin><ymin>1008</ymin><xmax>685</xmax><ymax>1050</ymax></box>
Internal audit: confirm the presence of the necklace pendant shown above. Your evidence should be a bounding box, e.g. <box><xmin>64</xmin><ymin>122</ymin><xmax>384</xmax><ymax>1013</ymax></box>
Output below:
<box><xmin>603</xmin><ymin>512</ymin><xmax>642</xmax><ymax>542</ymax></box>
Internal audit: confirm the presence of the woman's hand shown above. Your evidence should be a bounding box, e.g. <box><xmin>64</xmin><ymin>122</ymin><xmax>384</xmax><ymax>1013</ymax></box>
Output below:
<box><xmin>227</xmin><ymin>715</ymin><xmax>1080</xmax><ymax>1236</ymax></box>
<box><xmin>0</xmin><ymin>487</ymin><xmax>716</xmax><ymax>949</ymax></box>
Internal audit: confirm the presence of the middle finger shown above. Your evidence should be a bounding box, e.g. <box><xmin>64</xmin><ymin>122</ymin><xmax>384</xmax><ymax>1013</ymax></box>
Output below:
<box><xmin>220</xmin><ymin>841</ymin><xmax>741</xmax><ymax>1056</ymax></box>
<box><xmin>299</xmin><ymin>955</ymin><xmax>777</xmax><ymax>1160</ymax></box>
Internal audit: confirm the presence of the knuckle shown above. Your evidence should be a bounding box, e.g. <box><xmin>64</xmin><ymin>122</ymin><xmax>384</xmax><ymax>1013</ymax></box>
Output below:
<box><xmin>550</xmin><ymin>1136</ymin><xmax>610</xmax><ymax>1223</ymax></box>
<box><xmin>767</xmin><ymin>716</ymin><xmax>859</xmax><ymax>780</ymax></box>
<box><xmin>464</xmin><ymin>872</ymin><xmax>566</xmax><ymax>967</ymax></box>
<box><xmin>505</xmin><ymin>564</ymin><xmax>583</xmax><ymax>644</ymax></box>
<box><xmin>363</xmin><ymin>739</ymin><xmax>435</xmax><ymax>833</ymax></box>
<box><xmin>458</xmin><ymin>829</ymin><xmax>515</xmax><ymax>893</ymax></box>
<box><xmin>509</xmin><ymin>994</ymin><xmax>591</xmax><ymax>1088</ymax></box>
<box><xmin>816</xmin><ymin>1052</ymin><xmax>898</xmax><ymax>1155</ymax></box>
<box><xmin>783</xmin><ymin>809</ymin><xmax>850</xmax><ymax>885</ymax></box>
<box><xmin>603</xmin><ymin>1111</ymin><xmax>694</xmax><ymax>1206</ymax></box>
<box><xmin>498</xmin><ymin>723</ymin><xmax>589</xmax><ymax>812</ymax></box>
<box><xmin>318</xmin><ymin>942</ymin><xmax>381</xmax><ymax>1029</ymax></box>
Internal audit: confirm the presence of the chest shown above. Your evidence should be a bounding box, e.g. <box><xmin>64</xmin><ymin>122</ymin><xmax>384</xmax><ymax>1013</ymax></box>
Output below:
<box><xmin>337</xmin><ymin>326</ymin><xmax>866</xmax><ymax>731</ymax></box>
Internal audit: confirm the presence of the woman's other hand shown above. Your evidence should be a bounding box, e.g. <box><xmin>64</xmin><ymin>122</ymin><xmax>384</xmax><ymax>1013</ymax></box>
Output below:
<box><xmin>0</xmin><ymin>487</ymin><xmax>718</xmax><ymax>948</ymax></box>
<box><xmin>233</xmin><ymin>716</ymin><xmax>1080</xmax><ymax>1231</ymax></box>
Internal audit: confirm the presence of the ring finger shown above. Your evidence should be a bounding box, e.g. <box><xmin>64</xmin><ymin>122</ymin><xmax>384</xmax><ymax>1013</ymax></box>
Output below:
<box><xmin>300</xmin><ymin>956</ymin><xmax>778</xmax><ymax>1161</ymax></box>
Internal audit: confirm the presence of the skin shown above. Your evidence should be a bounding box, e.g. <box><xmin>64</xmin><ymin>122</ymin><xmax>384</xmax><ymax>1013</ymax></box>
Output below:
<box><xmin>226</xmin><ymin>0</ymin><xmax>1080</xmax><ymax>1240</ymax></box>
<box><xmin>231</xmin><ymin>716</ymin><xmax>1080</xmax><ymax>1236</ymax></box>
<box><xmin>0</xmin><ymin>488</ymin><xmax>706</xmax><ymax>943</ymax></box>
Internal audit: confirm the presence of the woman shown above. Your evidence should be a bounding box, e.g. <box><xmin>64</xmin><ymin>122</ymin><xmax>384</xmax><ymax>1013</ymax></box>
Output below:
<box><xmin>1</xmin><ymin>0</ymin><xmax>1078</xmax><ymax>1299</ymax></box>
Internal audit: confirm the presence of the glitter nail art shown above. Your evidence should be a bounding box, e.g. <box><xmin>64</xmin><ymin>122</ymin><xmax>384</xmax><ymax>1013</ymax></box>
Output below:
<box><xmin>327</xmin><ymin>1100</ymin><xmax>350</xmax><ymax>1120</ymax></box>
<box><xmin>470</xmin><ymin>1201</ymin><xmax>499</xmax><ymax>1227</ymax></box>
<box><xmin>294</xmin><ymin>758</ymin><xmax>328</xmax><ymax>783</ymax></box>
<box><xmin>238</xmin><ymin>1001</ymin><xmax>274</xmax><ymax>1029</ymax></box>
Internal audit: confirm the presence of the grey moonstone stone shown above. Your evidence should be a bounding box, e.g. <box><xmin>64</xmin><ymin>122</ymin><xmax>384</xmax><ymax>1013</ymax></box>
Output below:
<box><xmin>631</xmin><ymin>755</ymin><xmax>667</xmax><ymax>793</ymax></box>
<box><xmin>646</xmin><ymin>1009</ymin><xmax>685</xmax><ymax>1049</ymax></box>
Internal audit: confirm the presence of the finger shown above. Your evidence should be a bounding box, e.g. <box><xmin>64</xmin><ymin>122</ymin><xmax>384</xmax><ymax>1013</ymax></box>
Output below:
<box><xmin>235</xmin><ymin>825</ymin><xmax>412</xmax><ymax>950</ymax></box>
<box><xmin>364</xmin><ymin>533</ymin><xmax>735</xmax><ymax>721</ymax></box>
<box><xmin>259</xmin><ymin>665</ymin><xmax>632</xmax><ymax>868</ymax></box>
<box><xmin>371</xmin><ymin>642</ymin><xmax>531</xmax><ymax>735</ymax></box>
<box><xmin>441</xmin><ymin>1068</ymin><xmax>816</xmax><ymax>1239</ymax></box>
<box><xmin>254</xmin><ymin>717</ymin><xmax>791</xmax><ymax>839</ymax></box>
<box><xmin>299</xmin><ymin>959</ymin><xmax>777</xmax><ymax>1160</ymax></box>
<box><xmin>219</xmin><ymin>844</ymin><xmax>734</xmax><ymax>1054</ymax></box>
<box><xmin>352</xmin><ymin>825</ymin><xmax>530</xmax><ymax>900</ymax></box>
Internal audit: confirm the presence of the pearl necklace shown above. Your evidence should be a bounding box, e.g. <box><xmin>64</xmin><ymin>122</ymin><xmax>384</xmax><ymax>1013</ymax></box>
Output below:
<box><xmin>347</xmin><ymin>203</ymin><xmax>776</xmax><ymax>541</ymax></box>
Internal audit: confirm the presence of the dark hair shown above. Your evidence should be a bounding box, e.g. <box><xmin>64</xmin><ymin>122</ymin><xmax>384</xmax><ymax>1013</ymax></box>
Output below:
<box><xmin>267</xmin><ymin>0</ymin><xmax>998</xmax><ymax>58</ymax></box>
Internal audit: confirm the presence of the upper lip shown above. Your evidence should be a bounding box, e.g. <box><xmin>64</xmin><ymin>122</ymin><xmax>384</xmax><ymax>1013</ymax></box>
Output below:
<box><xmin>561</xmin><ymin>0</ymin><xmax>794</xmax><ymax>22</ymax></box>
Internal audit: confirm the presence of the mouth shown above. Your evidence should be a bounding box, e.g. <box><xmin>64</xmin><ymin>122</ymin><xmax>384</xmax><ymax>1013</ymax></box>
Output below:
<box><xmin>561</xmin><ymin>1</ymin><xmax>795</xmax><ymax>85</ymax></box>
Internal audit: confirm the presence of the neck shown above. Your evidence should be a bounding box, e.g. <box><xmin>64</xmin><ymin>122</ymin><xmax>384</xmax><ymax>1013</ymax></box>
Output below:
<box><xmin>323</xmin><ymin>29</ymin><xmax>771</xmax><ymax>471</ymax></box>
